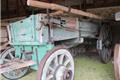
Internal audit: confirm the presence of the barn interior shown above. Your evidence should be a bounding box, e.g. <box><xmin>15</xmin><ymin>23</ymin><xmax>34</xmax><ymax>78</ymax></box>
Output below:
<box><xmin>0</xmin><ymin>0</ymin><xmax>120</xmax><ymax>80</ymax></box>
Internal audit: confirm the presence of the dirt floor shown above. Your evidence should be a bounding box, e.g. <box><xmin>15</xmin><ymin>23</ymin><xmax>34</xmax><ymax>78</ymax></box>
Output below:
<box><xmin>0</xmin><ymin>52</ymin><xmax>115</xmax><ymax>80</ymax></box>
<box><xmin>74</xmin><ymin>53</ymin><xmax>114</xmax><ymax>80</ymax></box>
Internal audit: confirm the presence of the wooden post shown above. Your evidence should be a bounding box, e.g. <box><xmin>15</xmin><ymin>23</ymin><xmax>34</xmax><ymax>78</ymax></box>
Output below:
<box><xmin>27</xmin><ymin>0</ymin><xmax>103</xmax><ymax>20</ymax></box>
<box><xmin>114</xmin><ymin>44</ymin><xmax>120</xmax><ymax>80</ymax></box>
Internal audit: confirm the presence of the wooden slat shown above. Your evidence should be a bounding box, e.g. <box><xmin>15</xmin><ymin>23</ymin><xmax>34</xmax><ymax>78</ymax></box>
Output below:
<box><xmin>0</xmin><ymin>22</ymin><xmax>9</xmax><ymax>26</ymax></box>
<box><xmin>0</xmin><ymin>29</ymin><xmax>8</xmax><ymax>37</ymax></box>
<box><xmin>0</xmin><ymin>59</ymin><xmax>35</xmax><ymax>74</ymax></box>
<box><xmin>1</xmin><ymin>16</ymin><xmax>25</xmax><ymax>22</ymax></box>
<box><xmin>0</xmin><ymin>42</ymin><xmax>9</xmax><ymax>51</ymax></box>
<box><xmin>0</xmin><ymin>38</ymin><xmax>8</xmax><ymax>43</ymax></box>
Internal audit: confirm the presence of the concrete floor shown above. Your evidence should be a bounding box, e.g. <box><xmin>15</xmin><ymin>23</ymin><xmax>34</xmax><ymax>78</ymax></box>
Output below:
<box><xmin>0</xmin><ymin>53</ymin><xmax>115</xmax><ymax>80</ymax></box>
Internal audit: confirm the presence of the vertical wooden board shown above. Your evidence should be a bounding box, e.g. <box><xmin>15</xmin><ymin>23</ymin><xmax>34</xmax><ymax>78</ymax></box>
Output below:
<box><xmin>114</xmin><ymin>44</ymin><xmax>120</xmax><ymax>80</ymax></box>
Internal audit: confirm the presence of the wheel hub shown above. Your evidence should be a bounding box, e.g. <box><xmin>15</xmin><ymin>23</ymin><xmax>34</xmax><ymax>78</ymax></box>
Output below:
<box><xmin>55</xmin><ymin>65</ymin><xmax>72</xmax><ymax>80</ymax></box>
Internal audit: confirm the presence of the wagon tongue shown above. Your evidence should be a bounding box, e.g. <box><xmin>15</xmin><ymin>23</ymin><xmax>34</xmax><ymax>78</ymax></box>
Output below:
<box><xmin>0</xmin><ymin>59</ymin><xmax>35</xmax><ymax>74</ymax></box>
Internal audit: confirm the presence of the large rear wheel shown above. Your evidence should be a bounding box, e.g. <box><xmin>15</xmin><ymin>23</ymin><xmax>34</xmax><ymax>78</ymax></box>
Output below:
<box><xmin>98</xmin><ymin>24</ymin><xmax>112</xmax><ymax>63</ymax></box>
<box><xmin>37</xmin><ymin>46</ymin><xmax>74</xmax><ymax>80</ymax></box>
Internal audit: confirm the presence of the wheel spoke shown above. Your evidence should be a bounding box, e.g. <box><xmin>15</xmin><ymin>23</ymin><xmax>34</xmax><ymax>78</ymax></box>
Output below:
<box><xmin>48</xmin><ymin>66</ymin><xmax>54</xmax><ymax>73</ymax></box>
<box><xmin>64</xmin><ymin>59</ymin><xmax>70</xmax><ymax>66</ymax></box>
<box><xmin>59</xmin><ymin>54</ymin><xmax>64</xmax><ymax>64</ymax></box>
<box><xmin>3</xmin><ymin>59</ymin><xmax>11</xmax><ymax>62</ymax></box>
<box><xmin>54</xmin><ymin>56</ymin><xmax>59</xmax><ymax>66</ymax></box>
<box><xmin>9</xmin><ymin>53</ymin><xmax>14</xmax><ymax>59</ymax></box>
<box><xmin>47</xmin><ymin>74</ymin><xmax>53</xmax><ymax>80</ymax></box>
<box><xmin>105</xmin><ymin>49</ymin><xmax>110</xmax><ymax>61</ymax></box>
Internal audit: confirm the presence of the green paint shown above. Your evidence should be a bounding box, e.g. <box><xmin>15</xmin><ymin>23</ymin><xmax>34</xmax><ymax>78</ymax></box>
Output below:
<box><xmin>9</xmin><ymin>14</ymin><xmax>49</xmax><ymax>45</ymax></box>
<box><xmin>31</xmin><ymin>44</ymin><xmax>54</xmax><ymax>70</ymax></box>
<box><xmin>13</xmin><ymin>44</ymin><xmax>54</xmax><ymax>70</ymax></box>
<box><xmin>10</xmin><ymin>15</ymin><xmax>35</xmax><ymax>43</ymax></box>
<box><xmin>9</xmin><ymin>14</ymin><xmax>54</xmax><ymax>70</ymax></box>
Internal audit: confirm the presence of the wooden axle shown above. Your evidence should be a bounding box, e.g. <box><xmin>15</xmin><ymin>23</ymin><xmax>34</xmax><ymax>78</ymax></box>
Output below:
<box><xmin>27</xmin><ymin>0</ymin><xmax>103</xmax><ymax>20</ymax></box>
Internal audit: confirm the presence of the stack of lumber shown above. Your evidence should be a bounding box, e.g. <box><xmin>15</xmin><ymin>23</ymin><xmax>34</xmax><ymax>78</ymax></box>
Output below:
<box><xmin>0</xmin><ymin>23</ymin><xmax>9</xmax><ymax>51</ymax></box>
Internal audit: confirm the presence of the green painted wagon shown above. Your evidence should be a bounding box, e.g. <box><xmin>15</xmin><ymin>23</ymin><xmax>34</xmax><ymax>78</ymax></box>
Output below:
<box><xmin>0</xmin><ymin>14</ymin><xmax>75</xmax><ymax>80</ymax></box>
<box><xmin>0</xmin><ymin>1</ymin><xmax>113</xmax><ymax>80</ymax></box>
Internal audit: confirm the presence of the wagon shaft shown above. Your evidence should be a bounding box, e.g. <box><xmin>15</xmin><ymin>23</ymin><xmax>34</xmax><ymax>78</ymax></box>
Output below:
<box><xmin>0</xmin><ymin>59</ymin><xmax>35</xmax><ymax>74</ymax></box>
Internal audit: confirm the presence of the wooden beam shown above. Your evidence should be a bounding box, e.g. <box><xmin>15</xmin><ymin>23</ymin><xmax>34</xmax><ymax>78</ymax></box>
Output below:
<box><xmin>1</xmin><ymin>16</ymin><xmax>25</xmax><ymax>22</ymax></box>
<box><xmin>27</xmin><ymin>0</ymin><xmax>103</xmax><ymax>20</ymax></box>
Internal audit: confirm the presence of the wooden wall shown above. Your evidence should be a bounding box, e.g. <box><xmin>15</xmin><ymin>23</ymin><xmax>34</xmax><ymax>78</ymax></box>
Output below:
<box><xmin>87</xmin><ymin>6</ymin><xmax>120</xmax><ymax>19</ymax></box>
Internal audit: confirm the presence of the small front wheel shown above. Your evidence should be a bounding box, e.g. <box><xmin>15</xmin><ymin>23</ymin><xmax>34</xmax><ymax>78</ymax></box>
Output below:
<box><xmin>1</xmin><ymin>47</ymin><xmax>29</xmax><ymax>80</ymax></box>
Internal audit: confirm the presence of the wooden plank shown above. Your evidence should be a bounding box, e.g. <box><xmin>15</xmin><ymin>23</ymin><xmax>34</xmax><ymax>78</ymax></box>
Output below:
<box><xmin>1</xmin><ymin>16</ymin><xmax>25</xmax><ymax>22</ymax></box>
<box><xmin>0</xmin><ymin>38</ymin><xmax>8</xmax><ymax>43</ymax></box>
<box><xmin>0</xmin><ymin>22</ymin><xmax>9</xmax><ymax>26</ymax></box>
<box><xmin>0</xmin><ymin>29</ymin><xmax>8</xmax><ymax>37</ymax></box>
<box><xmin>27</xmin><ymin>0</ymin><xmax>103</xmax><ymax>20</ymax></box>
<box><xmin>0</xmin><ymin>26</ymin><xmax>8</xmax><ymax>43</ymax></box>
<box><xmin>0</xmin><ymin>59</ymin><xmax>35</xmax><ymax>74</ymax></box>
<box><xmin>0</xmin><ymin>42</ymin><xmax>9</xmax><ymax>51</ymax></box>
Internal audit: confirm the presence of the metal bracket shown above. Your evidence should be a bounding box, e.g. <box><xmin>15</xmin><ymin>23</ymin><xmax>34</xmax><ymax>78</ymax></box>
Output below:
<box><xmin>97</xmin><ymin>40</ymin><xmax>102</xmax><ymax>50</ymax></box>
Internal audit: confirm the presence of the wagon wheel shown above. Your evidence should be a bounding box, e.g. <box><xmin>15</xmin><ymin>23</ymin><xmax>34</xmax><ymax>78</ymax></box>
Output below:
<box><xmin>69</xmin><ymin>45</ymin><xmax>86</xmax><ymax>57</ymax></box>
<box><xmin>1</xmin><ymin>47</ymin><xmax>29</xmax><ymax>80</ymax></box>
<box><xmin>114</xmin><ymin>44</ymin><xmax>120</xmax><ymax>80</ymax></box>
<box><xmin>37</xmin><ymin>46</ymin><xmax>74</xmax><ymax>80</ymax></box>
<box><xmin>69</xmin><ymin>47</ymin><xmax>78</xmax><ymax>57</ymax></box>
<box><xmin>98</xmin><ymin>25</ymin><xmax>112</xmax><ymax>63</ymax></box>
